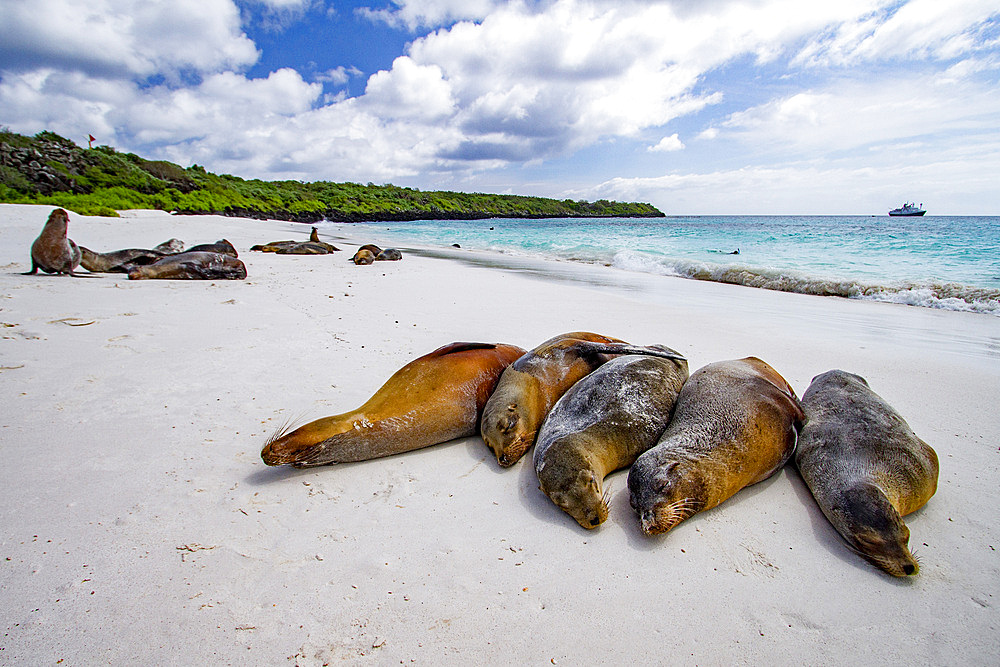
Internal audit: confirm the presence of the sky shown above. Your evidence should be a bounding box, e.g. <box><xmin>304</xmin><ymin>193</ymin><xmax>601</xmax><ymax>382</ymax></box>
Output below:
<box><xmin>1</xmin><ymin>0</ymin><xmax>999</xmax><ymax>215</ymax></box>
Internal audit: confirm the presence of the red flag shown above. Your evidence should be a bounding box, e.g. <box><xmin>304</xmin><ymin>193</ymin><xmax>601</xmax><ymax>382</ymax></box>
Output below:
<box><xmin>89</xmin><ymin>134</ymin><xmax>95</xmax><ymax>142</ymax></box>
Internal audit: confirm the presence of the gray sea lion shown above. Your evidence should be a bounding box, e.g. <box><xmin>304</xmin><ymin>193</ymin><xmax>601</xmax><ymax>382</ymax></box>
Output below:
<box><xmin>481</xmin><ymin>332</ymin><xmax>687</xmax><ymax>467</ymax></box>
<box><xmin>79</xmin><ymin>246</ymin><xmax>167</xmax><ymax>272</ymax></box>
<box><xmin>153</xmin><ymin>239</ymin><xmax>185</xmax><ymax>253</ymax></box>
<box><xmin>795</xmin><ymin>370</ymin><xmax>938</xmax><ymax>577</ymax></box>
<box><xmin>353</xmin><ymin>248</ymin><xmax>376</xmax><ymax>265</ymax></box>
<box><xmin>628</xmin><ymin>357</ymin><xmax>804</xmax><ymax>536</ymax></box>
<box><xmin>127</xmin><ymin>252</ymin><xmax>247</xmax><ymax>280</ymax></box>
<box><xmin>185</xmin><ymin>239</ymin><xmax>238</xmax><ymax>257</ymax></box>
<box><xmin>375</xmin><ymin>248</ymin><xmax>402</xmax><ymax>261</ymax></box>
<box><xmin>23</xmin><ymin>208</ymin><xmax>82</xmax><ymax>276</ymax></box>
<box><xmin>261</xmin><ymin>342</ymin><xmax>527</xmax><ymax>467</ymax></box>
<box><xmin>534</xmin><ymin>351</ymin><xmax>689</xmax><ymax>529</ymax></box>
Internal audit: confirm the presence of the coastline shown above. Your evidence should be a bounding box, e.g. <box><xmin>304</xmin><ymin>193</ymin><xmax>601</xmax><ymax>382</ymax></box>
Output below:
<box><xmin>1</xmin><ymin>204</ymin><xmax>998</xmax><ymax>664</ymax></box>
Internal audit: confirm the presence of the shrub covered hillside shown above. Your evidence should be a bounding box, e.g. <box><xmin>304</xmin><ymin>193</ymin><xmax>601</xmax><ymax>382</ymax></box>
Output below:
<box><xmin>0</xmin><ymin>130</ymin><xmax>663</xmax><ymax>221</ymax></box>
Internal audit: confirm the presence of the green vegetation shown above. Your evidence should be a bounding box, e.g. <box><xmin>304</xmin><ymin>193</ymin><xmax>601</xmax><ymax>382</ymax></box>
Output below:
<box><xmin>0</xmin><ymin>129</ymin><xmax>663</xmax><ymax>220</ymax></box>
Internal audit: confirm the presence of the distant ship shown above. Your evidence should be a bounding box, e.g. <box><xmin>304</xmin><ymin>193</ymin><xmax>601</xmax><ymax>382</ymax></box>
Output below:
<box><xmin>888</xmin><ymin>202</ymin><xmax>926</xmax><ymax>216</ymax></box>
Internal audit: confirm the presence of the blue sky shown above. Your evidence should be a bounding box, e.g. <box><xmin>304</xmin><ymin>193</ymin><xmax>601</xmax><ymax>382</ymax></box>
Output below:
<box><xmin>1</xmin><ymin>0</ymin><xmax>998</xmax><ymax>214</ymax></box>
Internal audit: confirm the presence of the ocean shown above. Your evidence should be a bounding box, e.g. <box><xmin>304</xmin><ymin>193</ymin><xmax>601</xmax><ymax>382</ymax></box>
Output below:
<box><xmin>327</xmin><ymin>215</ymin><xmax>1000</xmax><ymax>316</ymax></box>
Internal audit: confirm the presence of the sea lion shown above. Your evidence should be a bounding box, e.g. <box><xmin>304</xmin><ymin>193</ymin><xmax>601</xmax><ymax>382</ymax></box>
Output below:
<box><xmin>534</xmin><ymin>351</ymin><xmax>689</xmax><ymax>529</ymax></box>
<box><xmin>153</xmin><ymin>239</ymin><xmax>185</xmax><ymax>254</ymax></box>
<box><xmin>794</xmin><ymin>370</ymin><xmax>938</xmax><ymax>577</ymax></box>
<box><xmin>127</xmin><ymin>252</ymin><xmax>247</xmax><ymax>280</ymax></box>
<box><xmin>628</xmin><ymin>357</ymin><xmax>804</xmax><ymax>536</ymax></box>
<box><xmin>251</xmin><ymin>241</ymin><xmax>299</xmax><ymax>252</ymax></box>
<box><xmin>185</xmin><ymin>239</ymin><xmax>238</xmax><ymax>257</ymax></box>
<box><xmin>353</xmin><ymin>248</ymin><xmax>376</xmax><ymax>265</ymax></box>
<box><xmin>309</xmin><ymin>227</ymin><xmax>321</xmax><ymax>242</ymax></box>
<box><xmin>23</xmin><ymin>208</ymin><xmax>82</xmax><ymax>276</ymax></box>
<box><xmin>481</xmin><ymin>332</ymin><xmax>687</xmax><ymax>467</ymax></box>
<box><xmin>79</xmin><ymin>246</ymin><xmax>167</xmax><ymax>272</ymax></box>
<box><xmin>375</xmin><ymin>248</ymin><xmax>402</xmax><ymax>261</ymax></box>
<box><xmin>261</xmin><ymin>341</ymin><xmax>527</xmax><ymax>467</ymax></box>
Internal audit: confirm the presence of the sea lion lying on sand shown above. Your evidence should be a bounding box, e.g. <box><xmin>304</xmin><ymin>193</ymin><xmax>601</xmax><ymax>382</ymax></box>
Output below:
<box><xmin>795</xmin><ymin>370</ymin><xmax>938</xmax><ymax>577</ymax></box>
<box><xmin>185</xmin><ymin>239</ymin><xmax>238</xmax><ymax>257</ymax></box>
<box><xmin>23</xmin><ymin>208</ymin><xmax>81</xmax><ymax>276</ymax></box>
<box><xmin>127</xmin><ymin>251</ymin><xmax>247</xmax><ymax>280</ymax></box>
<box><xmin>79</xmin><ymin>246</ymin><xmax>167</xmax><ymax>272</ymax></box>
<box><xmin>261</xmin><ymin>342</ymin><xmax>527</xmax><ymax>466</ymax></box>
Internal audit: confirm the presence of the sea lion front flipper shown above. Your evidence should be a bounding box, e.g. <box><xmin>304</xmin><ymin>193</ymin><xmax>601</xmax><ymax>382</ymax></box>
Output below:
<box><xmin>426</xmin><ymin>342</ymin><xmax>500</xmax><ymax>358</ymax></box>
<box><xmin>21</xmin><ymin>260</ymin><xmax>39</xmax><ymax>275</ymax></box>
<box><xmin>562</xmin><ymin>341</ymin><xmax>686</xmax><ymax>362</ymax></box>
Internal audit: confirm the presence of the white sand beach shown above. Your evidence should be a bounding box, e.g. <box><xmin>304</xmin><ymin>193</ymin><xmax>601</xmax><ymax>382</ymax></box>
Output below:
<box><xmin>1</xmin><ymin>203</ymin><xmax>998</xmax><ymax>665</ymax></box>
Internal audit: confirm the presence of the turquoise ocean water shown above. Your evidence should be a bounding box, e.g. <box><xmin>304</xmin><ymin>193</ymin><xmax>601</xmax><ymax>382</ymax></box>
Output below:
<box><xmin>330</xmin><ymin>215</ymin><xmax>1000</xmax><ymax>315</ymax></box>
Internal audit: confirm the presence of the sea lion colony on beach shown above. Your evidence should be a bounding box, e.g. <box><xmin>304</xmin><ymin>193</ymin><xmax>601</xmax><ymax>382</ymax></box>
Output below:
<box><xmin>262</xmin><ymin>334</ymin><xmax>938</xmax><ymax>577</ymax></box>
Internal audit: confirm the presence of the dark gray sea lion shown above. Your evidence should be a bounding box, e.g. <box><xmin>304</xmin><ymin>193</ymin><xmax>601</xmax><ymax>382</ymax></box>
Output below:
<box><xmin>261</xmin><ymin>342</ymin><xmax>527</xmax><ymax>467</ymax></box>
<box><xmin>375</xmin><ymin>248</ymin><xmax>402</xmax><ymax>261</ymax></box>
<box><xmin>23</xmin><ymin>208</ymin><xmax>82</xmax><ymax>276</ymax></box>
<box><xmin>794</xmin><ymin>370</ymin><xmax>939</xmax><ymax>577</ymax></box>
<box><xmin>629</xmin><ymin>357</ymin><xmax>804</xmax><ymax>536</ymax></box>
<box><xmin>126</xmin><ymin>252</ymin><xmax>247</xmax><ymax>280</ymax></box>
<box><xmin>153</xmin><ymin>239</ymin><xmax>185</xmax><ymax>254</ymax></box>
<box><xmin>353</xmin><ymin>248</ymin><xmax>376</xmax><ymax>265</ymax></box>
<box><xmin>79</xmin><ymin>246</ymin><xmax>167</xmax><ymax>272</ymax></box>
<box><xmin>185</xmin><ymin>239</ymin><xmax>238</xmax><ymax>257</ymax></box>
<box><xmin>534</xmin><ymin>351</ymin><xmax>689</xmax><ymax>529</ymax></box>
<box><xmin>481</xmin><ymin>332</ymin><xmax>687</xmax><ymax>467</ymax></box>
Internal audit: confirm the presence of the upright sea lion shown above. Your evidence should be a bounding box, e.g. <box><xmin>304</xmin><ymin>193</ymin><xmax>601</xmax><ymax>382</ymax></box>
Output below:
<box><xmin>628</xmin><ymin>357</ymin><xmax>804</xmax><ymax>536</ymax></box>
<box><xmin>481</xmin><ymin>332</ymin><xmax>687</xmax><ymax>467</ymax></box>
<box><xmin>309</xmin><ymin>227</ymin><xmax>321</xmax><ymax>243</ymax></box>
<box><xmin>79</xmin><ymin>246</ymin><xmax>166</xmax><ymax>272</ymax></box>
<box><xmin>261</xmin><ymin>342</ymin><xmax>527</xmax><ymax>467</ymax></box>
<box><xmin>127</xmin><ymin>252</ymin><xmax>247</xmax><ymax>280</ymax></box>
<box><xmin>534</xmin><ymin>351</ymin><xmax>689</xmax><ymax>529</ymax></box>
<box><xmin>353</xmin><ymin>248</ymin><xmax>376</xmax><ymax>265</ymax></box>
<box><xmin>375</xmin><ymin>248</ymin><xmax>402</xmax><ymax>261</ymax></box>
<box><xmin>23</xmin><ymin>208</ymin><xmax>81</xmax><ymax>276</ymax></box>
<box><xmin>795</xmin><ymin>370</ymin><xmax>938</xmax><ymax>577</ymax></box>
<box><xmin>185</xmin><ymin>239</ymin><xmax>238</xmax><ymax>257</ymax></box>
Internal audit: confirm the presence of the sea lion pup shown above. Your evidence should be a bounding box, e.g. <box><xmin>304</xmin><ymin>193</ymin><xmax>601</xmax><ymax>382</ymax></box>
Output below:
<box><xmin>628</xmin><ymin>357</ymin><xmax>804</xmax><ymax>536</ymax></box>
<box><xmin>353</xmin><ymin>248</ymin><xmax>376</xmax><ymax>265</ymax></box>
<box><xmin>533</xmin><ymin>351</ymin><xmax>689</xmax><ymax>529</ymax></box>
<box><xmin>79</xmin><ymin>246</ymin><xmax>166</xmax><ymax>272</ymax></box>
<box><xmin>23</xmin><ymin>208</ymin><xmax>82</xmax><ymax>276</ymax></box>
<box><xmin>481</xmin><ymin>332</ymin><xmax>687</xmax><ymax>467</ymax></box>
<box><xmin>375</xmin><ymin>248</ymin><xmax>402</xmax><ymax>261</ymax></box>
<box><xmin>153</xmin><ymin>238</ymin><xmax>185</xmax><ymax>254</ymax></box>
<box><xmin>795</xmin><ymin>370</ymin><xmax>938</xmax><ymax>577</ymax></box>
<box><xmin>127</xmin><ymin>252</ymin><xmax>247</xmax><ymax>280</ymax></box>
<box><xmin>261</xmin><ymin>341</ymin><xmax>527</xmax><ymax>467</ymax></box>
<box><xmin>185</xmin><ymin>239</ymin><xmax>238</xmax><ymax>257</ymax></box>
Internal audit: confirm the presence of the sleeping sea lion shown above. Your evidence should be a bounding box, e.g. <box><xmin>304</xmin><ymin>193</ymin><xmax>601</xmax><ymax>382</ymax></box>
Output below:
<box><xmin>628</xmin><ymin>357</ymin><xmax>804</xmax><ymax>536</ymax></box>
<box><xmin>534</xmin><ymin>351</ymin><xmax>689</xmax><ymax>529</ymax></box>
<box><xmin>375</xmin><ymin>248</ymin><xmax>402</xmax><ymax>261</ymax></box>
<box><xmin>481</xmin><ymin>332</ymin><xmax>687</xmax><ymax>467</ymax></box>
<box><xmin>23</xmin><ymin>208</ymin><xmax>81</xmax><ymax>276</ymax></box>
<box><xmin>126</xmin><ymin>252</ymin><xmax>247</xmax><ymax>280</ymax></box>
<box><xmin>353</xmin><ymin>248</ymin><xmax>376</xmax><ymax>265</ymax></box>
<box><xmin>185</xmin><ymin>239</ymin><xmax>238</xmax><ymax>257</ymax></box>
<box><xmin>795</xmin><ymin>370</ymin><xmax>939</xmax><ymax>577</ymax></box>
<box><xmin>261</xmin><ymin>342</ymin><xmax>527</xmax><ymax>467</ymax></box>
<box><xmin>153</xmin><ymin>239</ymin><xmax>185</xmax><ymax>254</ymax></box>
<box><xmin>79</xmin><ymin>246</ymin><xmax>166</xmax><ymax>272</ymax></box>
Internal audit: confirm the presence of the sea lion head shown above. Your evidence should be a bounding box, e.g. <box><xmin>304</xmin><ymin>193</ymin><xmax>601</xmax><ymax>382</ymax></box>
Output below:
<box><xmin>536</xmin><ymin>450</ymin><xmax>609</xmax><ymax>529</ymax></box>
<box><xmin>261</xmin><ymin>415</ymin><xmax>355</xmax><ymax>467</ymax></box>
<box><xmin>481</xmin><ymin>369</ymin><xmax>543</xmax><ymax>467</ymax></box>
<box><xmin>832</xmin><ymin>485</ymin><xmax>919</xmax><ymax>577</ymax></box>
<box><xmin>353</xmin><ymin>249</ymin><xmax>376</xmax><ymax>265</ymax></box>
<box><xmin>628</xmin><ymin>458</ymin><xmax>707</xmax><ymax>536</ymax></box>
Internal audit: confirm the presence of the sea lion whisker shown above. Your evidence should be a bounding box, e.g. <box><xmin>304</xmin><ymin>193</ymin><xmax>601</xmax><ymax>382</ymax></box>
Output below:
<box><xmin>265</xmin><ymin>410</ymin><xmax>311</xmax><ymax>448</ymax></box>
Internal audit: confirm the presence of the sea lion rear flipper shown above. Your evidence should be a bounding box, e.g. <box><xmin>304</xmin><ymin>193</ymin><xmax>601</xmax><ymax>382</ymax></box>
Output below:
<box><xmin>565</xmin><ymin>341</ymin><xmax>686</xmax><ymax>362</ymax></box>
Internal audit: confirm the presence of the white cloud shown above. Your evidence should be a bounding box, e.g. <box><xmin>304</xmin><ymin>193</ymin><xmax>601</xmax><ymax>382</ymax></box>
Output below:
<box><xmin>358</xmin><ymin>0</ymin><xmax>500</xmax><ymax>30</ymax></box>
<box><xmin>649</xmin><ymin>134</ymin><xmax>685</xmax><ymax>152</ymax></box>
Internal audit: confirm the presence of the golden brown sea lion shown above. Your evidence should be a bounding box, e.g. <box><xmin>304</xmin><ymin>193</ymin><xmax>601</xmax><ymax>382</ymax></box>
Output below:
<box><xmin>185</xmin><ymin>239</ymin><xmax>238</xmax><ymax>257</ymax></box>
<box><xmin>481</xmin><ymin>332</ymin><xmax>687</xmax><ymax>467</ymax></box>
<box><xmin>353</xmin><ymin>248</ymin><xmax>376</xmax><ymax>265</ymax></box>
<box><xmin>628</xmin><ymin>357</ymin><xmax>804</xmax><ymax>536</ymax></box>
<box><xmin>261</xmin><ymin>342</ymin><xmax>527</xmax><ymax>467</ymax></box>
<box><xmin>79</xmin><ymin>246</ymin><xmax>167</xmax><ymax>272</ymax></box>
<box><xmin>23</xmin><ymin>208</ymin><xmax>81</xmax><ymax>276</ymax></box>
<box><xmin>795</xmin><ymin>370</ymin><xmax>938</xmax><ymax>577</ymax></box>
<box><xmin>534</xmin><ymin>350</ymin><xmax>689</xmax><ymax>529</ymax></box>
<box><xmin>127</xmin><ymin>252</ymin><xmax>247</xmax><ymax>280</ymax></box>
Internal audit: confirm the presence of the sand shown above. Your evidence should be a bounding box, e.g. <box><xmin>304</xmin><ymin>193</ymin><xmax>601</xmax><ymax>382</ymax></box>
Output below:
<box><xmin>1</xmin><ymin>203</ymin><xmax>998</xmax><ymax>665</ymax></box>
